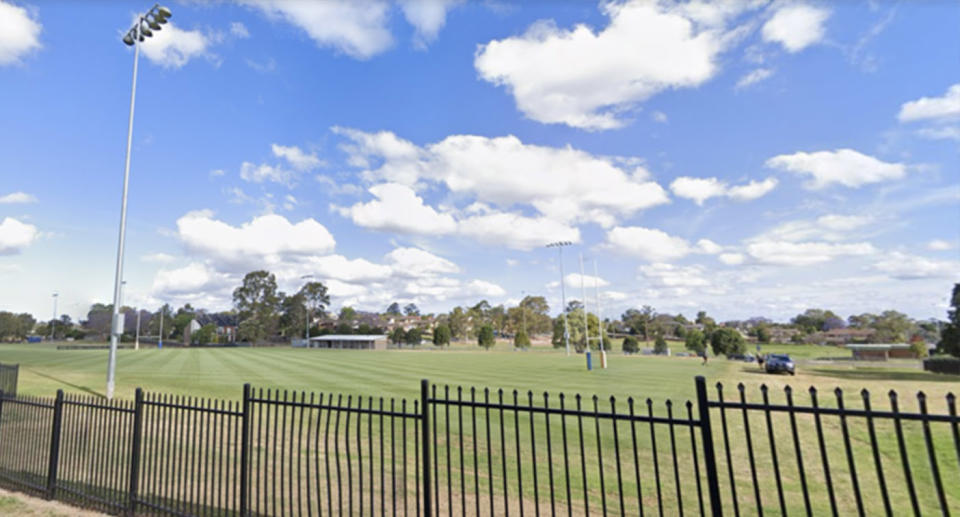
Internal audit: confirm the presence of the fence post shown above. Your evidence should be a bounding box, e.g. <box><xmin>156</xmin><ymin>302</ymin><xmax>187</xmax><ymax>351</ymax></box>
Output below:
<box><xmin>421</xmin><ymin>379</ymin><xmax>432</xmax><ymax>517</ymax></box>
<box><xmin>695</xmin><ymin>376</ymin><xmax>723</xmax><ymax>517</ymax></box>
<box><xmin>240</xmin><ymin>383</ymin><xmax>251</xmax><ymax>517</ymax></box>
<box><xmin>46</xmin><ymin>390</ymin><xmax>64</xmax><ymax>500</ymax></box>
<box><xmin>127</xmin><ymin>388</ymin><xmax>144</xmax><ymax>516</ymax></box>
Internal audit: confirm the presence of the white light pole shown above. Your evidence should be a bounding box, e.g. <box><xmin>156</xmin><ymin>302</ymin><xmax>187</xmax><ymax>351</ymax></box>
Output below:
<box><xmin>135</xmin><ymin>308</ymin><xmax>141</xmax><ymax>350</ymax></box>
<box><xmin>50</xmin><ymin>293</ymin><xmax>58</xmax><ymax>341</ymax></box>
<box><xmin>547</xmin><ymin>241</ymin><xmax>572</xmax><ymax>356</ymax></box>
<box><xmin>107</xmin><ymin>4</ymin><xmax>172</xmax><ymax>400</ymax></box>
<box><xmin>593</xmin><ymin>259</ymin><xmax>607</xmax><ymax>368</ymax></box>
<box><xmin>579</xmin><ymin>253</ymin><xmax>589</xmax><ymax>353</ymax></box>
<box><xmin>158</xmin><ymin>305</ymin><xmax>164</xmax><ymax>349</ymax></box>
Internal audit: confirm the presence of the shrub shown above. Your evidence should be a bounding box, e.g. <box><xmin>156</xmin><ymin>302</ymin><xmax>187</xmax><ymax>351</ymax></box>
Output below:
<box><xmin>404</xmin><ymin>328</ymin><xmax>422</xmax><ymax>346</ymax></box>
<box><xmin>923</xmin><ymin>356</ymin><xmax>960</xmax><ymax>375</ymax></box>
<box><xmin>622</xmin><ymin>335</ymin><xmax>639</xmax><ymax>354</ymax></box>
<box><xmin>684</xmin><ymin>329</ymin><xmax>706</xmax><ymax>354</ymax></box>
<box><xmin>433</xmin><ymin>324</ymin><xmax>451</xmax><ymax>346</ymax></box>
<box><xmin>654</xmin><ymin>334</ymin><xmax>669</xmax><ymax>355</ymax></box>
<box><xmin>711</xmin><ymin>328</ymin><xmax>746</xmax><ymax>357</ymax></box>
<box><xmin>909</xmin><ymin>335</ymin><xmax>928</xmax><ymax>359</ymax></box>
<box><xmin>389</xmin><ymin>327</ymin><xmax>405</xmax><ymax>345</ymax></box>
<box><xmin>478</xmin><ymin>325</ymin><xmax>495</xmax><ymax>348</ymax></box>
<box><xmin>513</xmin><ymin>328</ymin><xmax>531</xmax><ymax>348</ymax></box>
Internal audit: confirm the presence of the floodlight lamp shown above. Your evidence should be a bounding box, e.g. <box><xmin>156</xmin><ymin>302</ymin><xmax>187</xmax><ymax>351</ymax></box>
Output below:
<box><xmin>140</xmin><ymin>24</ymin><xmax>153</xmax><ymax>37</ymax></box>
<box><xmin>123</xmin><ymin>33</ymin><xmax>135</xmax><ymax>46</ymax></box>
<box><xmin>157</xmin><ymin>6</ymin><xmax>172</xmax><ymax>20</ymax></box>
<box><xmin>147</xmin><ymin>17</ymin><xmax>162</xmax><ymax>30</ymax></box>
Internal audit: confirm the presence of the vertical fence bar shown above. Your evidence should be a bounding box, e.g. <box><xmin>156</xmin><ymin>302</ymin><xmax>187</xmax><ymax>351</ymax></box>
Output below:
<box><xmin>240</xmin><ymin>383</ymin><xmax>251</xmax><ymax>517</ymax></box>
<box><xmin>421</xmin><ymin>380</ymin><xmax>432</xmax><ymax>517</ymax></box>
<box><xmin>917</xmin><ymin>392</ymin><xmax>948</xmax><ymax>515</ymax></box>
<box><xmin>45</xmin><ymin>390</ymin><xmax>64</xmax><ymax>500</ymax></box>
<box><xmin>694</xmin><ymin>377</ymin><xmax>722</xmax><ymax>517</ymax></box>
<box><xmin>127</xmin><ymin>388</ymin><xmax>144</xmax><ymax>516</ymax></box>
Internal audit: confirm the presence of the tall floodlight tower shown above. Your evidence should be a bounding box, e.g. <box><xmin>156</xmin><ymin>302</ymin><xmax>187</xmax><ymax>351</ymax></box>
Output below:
<box><xmin>546</xmin><ymin>241</ymin><xmax>573</xmax><ymax>356</ymax></box>
<box><xmin>594</xmin><ymin>259</ymin><xmax>607</xmax><ymax>369</ymax></box>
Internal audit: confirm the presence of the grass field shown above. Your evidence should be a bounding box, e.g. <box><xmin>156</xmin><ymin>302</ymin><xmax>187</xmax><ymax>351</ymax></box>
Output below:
<box><xmin>1</xmin><ymin>341</ymin><xmax>958</xmax><ymax>514</ymax></box>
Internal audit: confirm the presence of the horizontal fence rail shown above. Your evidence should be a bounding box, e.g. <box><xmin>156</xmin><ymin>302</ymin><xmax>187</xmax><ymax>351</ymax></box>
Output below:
<box><xmin>0</xmin><ymin>376</ymin><xmax>956</xmax><ymax>516</ymax></box>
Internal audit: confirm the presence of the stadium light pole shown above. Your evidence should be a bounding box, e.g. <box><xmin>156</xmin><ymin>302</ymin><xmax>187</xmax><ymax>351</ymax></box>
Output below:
<box><xmin>50</xmin><ymin>293</ymin><xmax>58</xmax><ymax>341</ymax></box>
<box><xmin>106</xmin><ymin>4</ymin><xmax>172</xmax><ymax>400</ymax></box>
<box><xmin>546</xmin><ymin>241</ymin><xmax>572</xmax><ymax>356</ymax></box>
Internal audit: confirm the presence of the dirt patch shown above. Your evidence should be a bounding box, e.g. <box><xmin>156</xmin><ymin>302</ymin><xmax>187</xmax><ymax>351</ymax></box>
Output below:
<box><xmin>0</xmin><ymin>487</ymin><xmax>107</xmax><ymax>517</ymax></box>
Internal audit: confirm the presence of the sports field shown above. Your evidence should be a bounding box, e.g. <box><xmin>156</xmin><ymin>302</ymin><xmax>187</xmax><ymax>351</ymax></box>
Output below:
<box><xmin>1</xmin><ymin>342</ymin><xmax>958</xmax><ymax>514</ymax></box>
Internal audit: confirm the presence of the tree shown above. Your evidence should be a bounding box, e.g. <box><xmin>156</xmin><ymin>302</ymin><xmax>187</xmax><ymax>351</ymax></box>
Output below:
<box><xmin>696</xmin><ymin>311</ymin><xmax>715</xmax><ymax>327</ymax></box>
<box><xmin>433</xmin><ymin>324</ymin><xmax>451</xmax><ymax>346</ymax></box>
<box><xmin>551</xmin><ymin>308</ymin><xmax>608</xmax><ymax>352</ymax></box>
<box><xmin>514</xmin><ymin>328</ymin><xmax>531</xmax><ymax>348</ymax></box>
<box><xmin>654</xmin><ymin>334</ymin><xmax>668</xmax><ymax>355</ymax></box>
<box><xmin>710</xmin><ymin>328</ymin><xmax>746</xmax><ymax>357</ymax></box>
<box><xmin>936</xmin><ymin>283</ymin><xmax>960</xmax><ymax>357</ymax></box>
<box><xmin>338</xmin><ymin>306</ymin><xmax>357</xmax><ymax>323</ymax></box>
<box><xmin>755</xmin><ymin>325</ymin><xmax>771</xmax><ymax>344</ymax></box>
<box><xmin>389</xmin><ymin>327</ymin><xmax>406</xmax><ymax>345</ymax></box>
<box><xmin>685</xmin><ymin>329</ymin><xmax>707</xmax><ymax>354</ymax></box>
<box><xmin>193</xmin><ymin>323</ymin><xmax>217</xmax><ymax>345</ymax></box>
<box><xmin>622</xmin><ymin>335</ymin><xmax>639</xmax><ymax>354</ymax></box>
<box><xmin>791</xmin><ymin>308</ymin><xmax>839</xmax><ymax>334</ymax></box>
<box><xmin>520</xmin><ymin>295</ymin><xmax>551</xmax><ymax>335</ymax></box>
<box><xmin>478</xmin><ymin>324</ymin><xmax>495</xmax><ymax>348</ymax></box>
<box><xmin>404</xmin><ymin>328</ymin><xmax>422</xmax><ymax>345</ymax></box>
<box><xmin>871</xmin><ymin>310</ymin><xmax>915</xmax><ymax>343</ymax></box>
<box><xmin>279</xmin><ymin>292</ymin><xmax>307</xmax><ymax>338</ymax></box>
<box><xmin>448</xmin><ymin>307</ymin><xmax>468</xmax><ymax>340</ymax></box>
<box><xmin>233</xmin><ymin>270</ymin><xmax>281</xmax><ymax>344</ymax></box>
<box><xmin>335</xmin><ymin>322</ymin><xmax>354</xmax><ymax>335</ymax></box>
<box><xmin>622</xmin><ymin>305</ymin><xmax>656</xmax><ymax>341</ymax></box>
<box><xmin>386</xmin><ymin>302</ymin><xmax>402</xmax><ymax>315</ymax></box>
<box><xmin>403</xmin><ymin>303</ymin><xmax>420</xmax><ymax>316</ymax></box>
<box><xmin>909</xmin><ymin>334</ymin><xmax>928</xmax><ymax>359</ymax></box>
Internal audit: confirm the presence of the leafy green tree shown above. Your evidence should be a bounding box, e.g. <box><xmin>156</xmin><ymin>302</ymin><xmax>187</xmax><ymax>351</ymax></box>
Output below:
<box><xmin>520</xmin><ymin>295</ymin><xmax>551</xmax><ymax>335</ymax></box>
<box><xmin>404</xmin><ymin>328</ymin><xmax>422</xmax><ymax>345</ymax></box>
<box><xmin>654</xmin><ymin>334</ymin><xmax>669</xmax><ymax>355</ymax></box>
<box><xmin>710</xmin><ymin>328</ymin><xmax>746</xmax><ymax>357</ymax></box>
<box><xmin>339</xmin><ymin>306</ymin><xmax>357</xmax><ymax>323</ymax></box>
<box><xmin>871</xmin><ymin>310</ymin><xmax>915</xmax><ymax>343</ymax></box>
<box><xmin>622</xmin><ymin>335</ymin><xmax>639</xmax><ymax>354</ymax></box>
<box><xmin>791</xmin><ymin>308</ymin><xmax>839</xmax><ymax>334</ymax></box>
<box><xmin>937</xmin><ymin>284</ymin><xmax>960</xmax><ymax>357</ymax></box>
<box><xmin>551</xmin><ymin>308</ymin><xmax>608</xmax><ymax>351</ymax></box>
<box><xmin>909</xmin><ymin>334</ymin><xmax>928</xmax><ymax>359</ymax></box>
<box><xmin>233</xmin><ymin>270</ymin><xmax>281</xmax><ymax>344</ymax></box>
<box><xmin>478</xmin><ymin>324</ymin><xmax>495</xmax><ymax>348</ymax></box>
<box><xmin>386</xmin><ymin>302</ymin><xmax>402</xmax><ymax>315</ymax></box>
<box><xmin>389</xmin><ymin>327</ymin><xmax>406</xmax><ymax>345</ymax></box>
<box><xmin>335</xmin><ymin>323</ymin><xmax>353</xmax><ymax>334</ymax></box>
<box><xmin>279</xmin><ymin>291</ymin><xmax>307</xmax><ymax>338</ymax></box>
<box><xmin>404</xmin><ymin>303</ymin><xmax>420</xmax><ymax>316</ymax></box>
<box><xmin>513</xmin><ymin>328</ymin><xmax>531</xmax><ymax>348</ymax></box>
<box><xmin>433</xmin><ymin>324</ymin><xmax>451</xmax><ymax>346</ymax></box>
<box><xmin>448</xmin><ymin>307</ymin><xmax>468</xmax><ymax>340</ymax></box>
<box><xmin>193</xmin><ymin>323</ymin><xmax>217</xmax><ymax>345</ymax></box>
<box><xmin>685</xmin><ymin>329</ymin><xmax>707</xmax><ymax>354</ymax></box>
<box><xmin>755</xmin><ymin>325</ymin><xmax>771</xmax><ymax>344</ymax></box>
<box><xmin>622</xmin><ymin>305</ymin><xmax>656</xmax><ymax>341</ymax></box>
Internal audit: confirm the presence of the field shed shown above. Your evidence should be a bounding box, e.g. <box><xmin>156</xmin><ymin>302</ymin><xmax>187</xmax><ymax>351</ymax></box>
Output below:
<box><xmin>307</xmin><ymin>334</ymin><xmax>388</xmax><ymax>350</ymax></box>
<box><xmin>846</xmin><ymin>343</ymin><xmax>915</xmax><ymax>361</ymax></box>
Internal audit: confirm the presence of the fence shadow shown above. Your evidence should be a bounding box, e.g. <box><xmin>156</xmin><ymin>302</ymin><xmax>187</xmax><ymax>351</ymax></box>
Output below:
<box><xmin>807</xmin><ymin>367</ymin><xmax>960</xmax><ymax>383</ymax></box>
<box><xmin>25</xmin><ymin>368</ymin><xmax>105</xmax><ymax>398</ymax></box>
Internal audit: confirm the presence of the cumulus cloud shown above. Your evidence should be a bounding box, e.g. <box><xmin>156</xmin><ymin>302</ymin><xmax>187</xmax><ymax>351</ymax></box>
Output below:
<box><xmin>0</xmin><ymin>1</ymin><xmax>41</xmax><ymax>65</ymax></box>
<box><xmin>0</xmin><ymin>191</ymin><xmax>37</xmax><ymax>204</ymax></box>
<box><xmin>336</xmin><ymin>129</ymin><xmax>669</xmax><ymax>227</ymax></box>
<box><xmin>927</xmin><ymin>239</ymin><xmax>956</xmax><ymax>251</ymax></box>
<box><xmin>386</xmin><ymin>247</ymin><xmax>459</xmax><ymax>276</ymax></box>
<box><xmin>761</xmin><ymin>4</ymin><xmax>830</xmax><ymax>53</ymax></box>
<box><xmin>458</xmin><ymin>212</ymin><xmax>580</xmax><ymax>250</ymax></box>
<box><xmin>670</xmin><ymin>176</ymin><xmax>777</xmax><ymax>204</ymax></box>
<box><xmin>152</xmin><ymin>262</ymin><xmax>233</xmax><ymax>295</ymax></box>
<box><xmin>271</xmin><ymin>144</ymin><xmax>323</xmax><ymax>171</ymax></box>
<box><xmin>563</xmin><ymin>273</ymin><xmax>609</xmax><ymax>289</ymax></box>
<box><xmin>398</xmin><ymin>0</ymin><xmax>460</xmax><ymax>47</ymax></box>
<box><xmin>239</xmin><ymin>143</ymin><xmax>322</xmax><ymax>185</ymax></box>
<box><xmin>745</xmin><ymin>240</ymin><xmax>875</xmax><ymax>266</ymax></box>
<box><xmin>605</xmin><ymin>226</ymin><xmax>693</xmax><ymax>262</ymax></box>
<box><xmin>898</xmin><ymin>83</ymin><xmax>960</xmax><ymax>123</ymax></box>
<box><xmin>0</xmin><ymin>217</ymin><xmax>37</xmax><ymax>255</ymax></box>
<box><xmin>335</xmin><ymin>183</ymin><xmax>457</xmax><ymax>236</ymax></box>
<box><xmin>766</xmin><ymin>149</ymin><xmax>906</xmax><ymax>189</ymax></box>
<box><xmin>230</xmin><ymin>22</ymin><xmax>250</xmax><ymax>39</ymax></box>
<box><xmin>873</xmin><ymin>252</ymin><xmax>960</xmax><ymax>280</ymax></box>
<box><xmin>175</xmin><ymin>210</ymin><xmax>336</xmax><ymax>268</ymax></box>
<box><xmin>139</xmin><ymin>21</ymin><xmax>213</xmax><ymax>68</ymax></box>
<box><xmin>241</xmin><ymin>0</ymin><xmax>392</xmax><ymax>59</ymax></box>
<box><xmin>639</xmin><ymin>263</ymin><xmax>710</xmax><ymax>288</ymax></box>
<box><xmin>474</xmin><ymin>0</ymin><xmax>751</xmax><ymax>129</ymax></box>
<box><xmin>142</xmin><ymin>252</ymin><xmax>176</xmax><ymax>263</ymax></box>
<box><xmin>718</xmin><ymin>252</ymin><xmax>745</xmax><ymax>265</ymax></box>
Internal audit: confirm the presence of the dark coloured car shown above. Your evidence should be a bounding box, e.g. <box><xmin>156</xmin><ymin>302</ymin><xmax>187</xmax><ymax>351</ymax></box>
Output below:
<box><xmin>765</xmin><ymin>354</ymin><xmax>796</xmax><ymax>375</ymax></box>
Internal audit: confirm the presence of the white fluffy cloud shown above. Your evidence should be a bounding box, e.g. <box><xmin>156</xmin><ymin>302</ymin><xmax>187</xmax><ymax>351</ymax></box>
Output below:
<box><xmin>0</xmin><ymin>217</ymin><xmax>37</xmax><ymax>255</ymax></box>
<box><xmin>605</xmin><ymin>226</ymin><xmax>693</xmax><ymax>262</ymax></box>
<box><xmin>336</xmin><ymin>129</ymin><xmax>669</xmax><ymax>227</ymax></box>
<box><xmin>240</xmin><ymin>143</ymin><xmax>322</xmax><ymax>185</ymax></box>
<box><xmin>386</xmin><ymin>247</ymin><xmax>459</xmax><ymax>276</ymax></box>
<box><xmin>745</xmin><ymin>240</ymin><xmax>875</xmax><ymax>266</ymax></box>
<box><xmin>271</xmin><ymin>144</ymin><xmax>323</xmax><ymax>171</ymax></box>
<box><xmin>670</xmin><ymin>176</ymin><xmax>777</xmax><ymax>204</ymax></box>
<box><xmin>152</xmin><ymin>262</ymin><xmax>232</xmax><ymax>295</ymax></box>
<box><xmin>873</xmin><ymin>252</ymin><xmax>960</xmax><ymax>280</ymax></box>
<box><xmin>241</xmin><ymin>0</ymin><xmax>392</xmax><ymax>59</ymax></box>
<box><xmin>175</xmin><ymin>210</ymin><xmax>336</xmax><ymax>268</ymax></box>
<box><xmin>142</xmin><ymin>252</ymin><xmax>176</xmax><ymax>264</ymax></box>
<box><xmin>140</xmin><ymin>22</ymin><xmax>212</xmax><ymax>68</ymax></box>
<box><xmin>0</xmin><ymin>1</ymin><xmax>41</xmax><ymax>65</ymax></box>
<box><xmin>639</xmin><ymin>263</ymin><xmax>710</xmax><ymax>288</ymax></box>
<box><xmin>336</xmin><ymin>183</ymin><xmax>457</xmax><ymax>236</ymax></box>
<box><xmin>398</xmin><ymin>0</ymin><xmax>460</xmax><ymax>47</ymax></box>
<box><xmin>474</xmin><ymin>0</ymin><xmax>744</xmax><ymax>129</ymax></box>
<box><xmin>761</xmin><ymin>4</ymin><xmax>830</xmax><ymax>53</ymax></box>
<box><xmin>458</xmin><ymin>212</ymin><xmax>580</xmax><ymax>251</ymax></box>
<box><xmin>927</xmin><ymin>239</ymin><xmax>955</xmax><ymax>251</ymax></box>
<box><xmin>0</xmin><ymin>191</ymin><xmax>37</xmax><ymax>204</ymax></box>
<box><xmin>898</xmin><ymin>83</ymin><xmax>960</xmax><ymax>123</ymax></box>
<box><xmin>563</xmin><ymin>273</ymin><xmax>609</xmax><ymax>289</ymax></box>
<box><xmin>718</xmin><ymin>252</ymin><xmax>745</xmax><ymax>265</ymax></box>
<box><xmin>766</xmin><ymin>149</ymin><xmax>906</xmax><ymax>189</ymax></box>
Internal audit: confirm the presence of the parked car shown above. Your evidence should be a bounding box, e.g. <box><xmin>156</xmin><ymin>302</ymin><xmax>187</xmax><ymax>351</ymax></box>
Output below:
<box><xmin>765</xmin><ymin>354</ymin><xmax>796</xmax><ymax>375</ymax></box>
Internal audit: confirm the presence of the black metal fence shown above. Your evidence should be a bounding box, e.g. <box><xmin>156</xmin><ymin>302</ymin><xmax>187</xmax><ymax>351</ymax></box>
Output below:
<box><xmin>0</xmin><ymin>376</ymin><xmax>957</xmax><ymax>516</ymax></box>
<box><xmin>0</xmin><ymin>363</ymin><xmax>17</xmax><ymax>397</ymax></box>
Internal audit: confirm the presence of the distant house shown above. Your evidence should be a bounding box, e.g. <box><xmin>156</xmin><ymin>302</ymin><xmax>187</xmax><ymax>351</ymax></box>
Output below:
<box><xmin>307</xmin><ymin>334</ymin><xmax>388</xmax><ymax>350</ymax></box>
<box><xmin>191</xmin><ymin>313</ymin><xmax>239</xmax><ymax>343</ymax></box>
<box><xmin>768</xmin><ymin>327</ymin><xmax>800</xmax><ymax>343</ymax></box>
<box><xmin>820</xmin><ymin>328</ymin><xmax>875</xmax><ymax>345</ymax></box>
<box><xmin>846</xmin><ymin>343</ymin><xmax>916</xmax><ymax>361</ymax></box>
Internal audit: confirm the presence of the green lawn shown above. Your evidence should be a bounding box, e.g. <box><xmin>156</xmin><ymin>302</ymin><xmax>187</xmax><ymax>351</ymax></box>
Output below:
<box><xmin>1</xmin><ymin>342</ymin><xmax>958</xmax><ymax>514</ymax></box>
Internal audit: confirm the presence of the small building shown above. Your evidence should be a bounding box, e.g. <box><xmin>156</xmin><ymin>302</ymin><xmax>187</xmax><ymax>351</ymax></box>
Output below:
<box><xmin>846</xmin><ymin>343</ymin><xmax>915</xmax><ymax>361</ymax></box>
<box><xmin>307</xmin><ymin>334</ymin><xmax>388</xmax><ymax>350</ymax></box>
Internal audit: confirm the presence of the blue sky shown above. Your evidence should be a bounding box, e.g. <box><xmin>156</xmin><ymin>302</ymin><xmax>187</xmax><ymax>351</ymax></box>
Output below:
<box><xmin>1</xmin><ymin>0</ymin><xmax>958</xmax><ymax>323</ymax></box>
